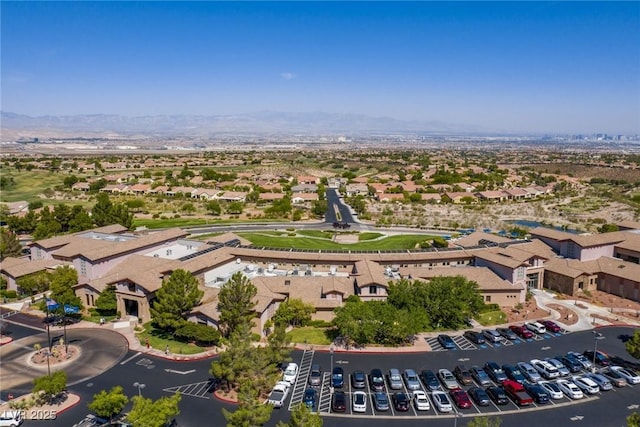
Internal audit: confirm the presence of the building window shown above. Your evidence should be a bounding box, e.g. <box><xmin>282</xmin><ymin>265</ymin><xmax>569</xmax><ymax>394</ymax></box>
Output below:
<box><xmin>369</xmin><ymin>286</ymin><xmax>377</xmax><ymax>294</ymax></box>
<box><xmin>80</xmin><ymin>260</ymin><xmax>87</xmax><ymax>276</ymax></box>
<box><xmin>485</xmin><ymin>295</ymin><xmax>492</xmax><ymax>302</ymax></box>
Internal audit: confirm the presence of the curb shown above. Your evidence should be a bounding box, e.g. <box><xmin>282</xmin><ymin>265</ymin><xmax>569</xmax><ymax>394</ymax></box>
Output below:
<box><xmin>213</xmin><ymin>391</ymin><xmax>239</xmax><ymax>405</ymax></box>
<box><xmin>0</xmin><ymin>337</ymin><xmax>14</xmax><ymax>346</ymax></box>
<box><xmin>56</xmin><ymin>394</ymin><xmax>82</xmax><ymax>415</ymax></box>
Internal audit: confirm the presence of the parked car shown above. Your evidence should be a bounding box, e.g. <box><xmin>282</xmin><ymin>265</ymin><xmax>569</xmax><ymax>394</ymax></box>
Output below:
<box><xmin>541</xmin><ymin>320</ymin><xmax>562</xmax><ymax>333</ymax></box>
<box><xmin>585</xmin><ymin>372</ymin><xmax>613</xmax><ymax>391</ymax></box>
<box><xmin>525</xmin><ymin>321</ymin><xmax>546</xmax><ymax>334</ymax></box>
<box><xmin>370</xmin><ymin>369</ymin><xmax>385</xmax><ymax>391</ymax></box>
<box><xmin>432</xmin><ymin>390</ymin><xmax>453</xmax><ymax>413</ymax></box>
<box><xmin>373</xmin><ymin>392</ymin><xmax>390</xmax><ymax>411</ymax></box>
<box><xmin>351</xmin><ymin>370</ymin><xmax>366</xmax><ymax>389</ymax></box>
<box><xmin>610</xmin><ymin>366</ymin><xmax>640</xmax><ymax>384</ymax></box>
<box><xmin>412</xmin><ymin>390</ymin><xmax>430</xmax><ymax>411</ymax></box>
<box><xmin>471</xmin><ymin>365</ymin><xmax>492</xmax><ymax>386</ymax></box>
<box><xmin>453</xmin><ymin>365</ymin><xmax>474</xmax><ymax>385</ymax></box>
<box><xmin>463</xmin><ymin>330</ymin><xmax>486</xmax><ymax>345</ymax></box>
<box><xmin>332</xmin><ymin>366</ymin><xmax>344</xmax><ymax>388</ymax></box>
<box><xmin>496</xmin><ymin>327</ymin><xmax>518</xmax><ymax>340</ymax></box>
<box><xmin>485</xmin><ymin>361</ymin><xmax>508</xmax><ymax>383</ymax></box>
<box><xmin>303</xmin><ymin>388</ymin><xmax>317</xmax><ymax>411</ymax></box>
<box><xmin>603</xmin><ymin>368</ymin><xmax>628</xmax><ymax>387</ymax></box>
<box><xmin>0</xmin><ymin>411</ymin><xmax>23</xmax><ymax>427</ymax></box>
<box><xmin>482</xmin><ymin>329</ymin><xmax>502</xmax><ymax>343</ymax></box>
<box><xmin>420</xmin><ymin>369</ymin><xmax>441</xmax><ymax>391</ymax></box>
<box><xmin>517</xmin><ymin>362</ymin><xmax>542</xmax><ymax>383</ymax></box>
<box><xmin>556</xmin><ymin>379</ymin><xmax>584</xmax><ymax>399</ymax></box>
<box><xmin>331</xmin><ymin>391</ymin><xmax>347</xmax><ymax>412</ymax></box>
<box><xmin>531</xmin><ymin>359</ymin><xmax>560</xmax><ymax>379</ymax></box>
<box><xmin>438</xmin><ymin>334</ymin><xmax>456</xmax><ymax>349</ymax></box>
<box><xmin>283</xmin><ymin>363</ymin><xmax>299</xmax><ymax>383</ymax></box>
<box><xmin>449</xmin><ymin>388</ymin><xmax>472</xmax><ymax>409</ymax></box>
<box><xmin>572</xmin><ymin>375</ymin><xmax>600</xmax><ymax>394</ymax></box>
<box><xmin>388</xmin><ymin>368</ymin><xmax>403</xmax><ymax>390</ymax></box>
<box><xmin>522</xmin><ymin>381</ymin><xmax>550</xmax><ymax>404</ymax></box>
<box><xmin>545</xmin><ymin>358</ymin><xmax>570</xmax><ymax>377</ymax></box>
<box><xmin>583</xmin><ymin>350</ymin><xmax>611</xmax><ymax>367</ymax></box>
<box><xmin>509</xmin><ymin>325</ymin><xmax>533</xmax><ymax>339</ymax></box>
<box><xmin>468</xmin><ymin>386</ymin><xmax>491</xmax><ymax>406</ymax></box>
<box><xmin>485</xmin><ymin>385</ymin><xmax>509</xmax><ymax>405</ymax></box>
<box><xmin>538</xmin><ymin>380</ymin><xmax>564</xmax><ymax>399</ymax></box>
<box><xmin>403</xmin><ymin>369</ymin><xmax>421</xmax><ymax>390</ymax></box>
<box><xmin>556</xmin><ymin>355</ymin><xmax>583</xmax><ymax>373</ymax></box>
<box><xmin>352</xmin><ymin>391</ymin><xmax>367</xmax><ymax>413</ymax></box>
<box><xmin>308</xmin><ymin>364</ymin><xmax>322</xmax><ymax>386</ymax></box>
<box><xmin>392</xmin><ymin>392</ymin><xmax>410</xmax><ymax>411</ymax></box>
<box><xmin>567</xmin><ymin>351</ymin><xmax>593</xmax><ymax>370</ymax></box>
<box><xmin>438</xmin><ymin>368</ymin><xmax>460</xmax><ymax>390</ymax></box>
<box><xmin>267</xmin><ymin>381</ymin><xmax>291</xmax><ymax>408</ymax></box>
<box><xmin>502</xmin><ymin>380</ymin><xmax>533</xmax><ymax>406</ymax></box>
<box><xmin>503</xmin><ymin>364</ymin><xmax>526</xmax><ymax>383</ymax></box>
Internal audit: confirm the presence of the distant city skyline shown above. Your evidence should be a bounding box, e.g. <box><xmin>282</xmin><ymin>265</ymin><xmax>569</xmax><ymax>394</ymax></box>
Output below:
<box><xmin>2</xmin><ymin>1</ymin><xmax>639</xmax><ymax>134</ymax></box>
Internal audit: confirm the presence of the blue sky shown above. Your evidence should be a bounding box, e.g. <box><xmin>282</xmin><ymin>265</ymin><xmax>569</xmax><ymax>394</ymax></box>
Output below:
<box><xmin>2</xmin><ymin>1</ymin><xmax>639</xmax><ymax>133</ymax></box>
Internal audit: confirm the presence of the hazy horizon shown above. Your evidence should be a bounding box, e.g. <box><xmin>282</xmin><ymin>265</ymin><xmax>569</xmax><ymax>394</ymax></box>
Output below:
<box><xmin>2</xmin><ymin>2</ymin><xmax>639</xmax><ymax>134</ymax></box>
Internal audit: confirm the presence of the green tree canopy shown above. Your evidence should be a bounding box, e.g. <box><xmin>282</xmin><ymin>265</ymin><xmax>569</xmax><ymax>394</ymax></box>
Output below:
<box><xmin>95</xmin><ymin>284</ymin><xmax>117</xmax><ymax>315</ymax></box>
<box><xmin>277</xmin><ymin>403</ymin><xmax>323</xmax><ymax>427</ymax></box>
<box><xmin>127</xmin><ymin>392</ymin><xmax>181</xmax><ymax>427</ymax></box>
<box><xmin>33</xmin><ymin>371</ymin><xmax>67</xmax><ymax>404</ymax></box>
<box><xmin>150</xmin><ymin>269</ymin><xmax>204</xmax><ymax>331</ymax></box>
<box><xmin>0</xmin><ymin>228</ymin><xmax>22</xmax><ymax>260</ymax></box>
<box><xmin>217</xmin><ymin>272</ymin><xmax>257</xmax><ymax>336</ymax></box>
<box><xmin>625</xmin><ymin>329</ymin><xmax>640</xmax><ymax>359</ymax></box>
<box><xmin>88</xmin><ymin>386</ymin><xmax>129</xmax><ymax>422</ymax></box>
<box><xmin>467</xmin><ymin>416</ymin><xmax>502</xmax><ymax>427</ymax></box>
<box><xmin>273</xmin><ymin>298</ymin><xmax>315</xmax><ymax>328</ymax></box>
<box><xmin>49</xmin><ymin>266</ymin><xmax>82</xmax><ymax>312</ymax></box>
<box><xmin>222</xmin><ymin>380</ymin><xmax>273</xmax><ymax>427</ymax></box>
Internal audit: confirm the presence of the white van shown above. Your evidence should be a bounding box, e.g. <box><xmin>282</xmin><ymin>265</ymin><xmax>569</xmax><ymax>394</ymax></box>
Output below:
<box><xmin>0</xmin><ymin>411</ymin><xmax>23</xmax><ymax>427</ymax></box>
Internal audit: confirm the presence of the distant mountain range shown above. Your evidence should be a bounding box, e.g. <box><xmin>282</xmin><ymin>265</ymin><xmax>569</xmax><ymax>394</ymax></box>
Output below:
<box><xmin>1</xmin><ymin>111</ymin><xmax>489</xmax><ymax>138</ymax></box>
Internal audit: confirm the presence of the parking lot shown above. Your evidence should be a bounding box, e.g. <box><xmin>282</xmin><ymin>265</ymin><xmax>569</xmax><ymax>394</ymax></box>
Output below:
<box><xmin>282</xmin><ymin>327</ymin><xmax>638</xmax><ymax>420</ymax></box>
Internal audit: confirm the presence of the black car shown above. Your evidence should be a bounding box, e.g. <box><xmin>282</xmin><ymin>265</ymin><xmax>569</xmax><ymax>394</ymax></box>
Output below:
<box><xmin>438</xmin><ymin>334</ymin><xmax>456</xmax><ymax>350</ymax></box>
<box><xmin>392</xmin><ymin>392</ymin><xmax>410</xmax><ymax>411</ymax></box>
<box><xmin>420</xmin><ymin>369</ymin><xmax>441</xmax><ymax>391</ymax></box>
<box><xmin>468</xmin><ymin>386</ymin><xmax>491</xmax><ymax>406</ymax></box>
<box><xmin>583</xmin><ymin>350</ymin><xmax>611</xmax><ymax>367</ymax></box>
<box><xmin>496</xmin><ymin>327</ymin><xmax>518</xmax><ymax>340</ymax></box>
<box><xmin>370</xmin><ymin>368</ymin><xmax>385</xmax><ymax>391</ymax></box>
<box><xmin>485</xmin><ymin>361</ymin><xmax>508</xmax><ymax>383</ymax></box>
<box><xmin>351</xmin><ymin>370</ymin><xmax>366</xmax><ymax>389</ymax></box>
<box><xmin>453</xmin><ymin>365</ymin><xmax>474</xmax><ymax>385</ymax></box>
<box><xmin>503</xmin><ymin>364</ymin><xmax>526</xmax><ymax>383</ymax></box>
<box><xmin>557</xmin><ymin>355</ymin><xmax>582</xmax><ymax>373</ymax></box>
<box><xmin>486</xmin><ymin>385</ymin><xmax>509</xmax><ymax>405</ymax></box>
<box><xmin>332</xmin><ymin>366</ymin><xmax>344</xmax><ymax>388</ymax></box>
<box><xmin>463</xmin><ymin>330</ymin><xmax>486</xmax><ymax>345</ymax></box>
<box><xmin>523</xmin><ymin>382</ymin><xmax>550</xmax><ymax>404</ymax></box>
<box><xmin>331</xmin><ymin>391</ymin><xmax>347</xmax><ymax>412</ymax></box>
<box><xmin>303</xmin><ymin>388</ymin><xmax>317</xmax><ymax>410</ymax></box>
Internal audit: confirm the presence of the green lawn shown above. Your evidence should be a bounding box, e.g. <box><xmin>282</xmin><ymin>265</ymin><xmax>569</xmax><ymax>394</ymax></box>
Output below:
<box><xmin>135</xmin><ymin>323</ymin><xmax>209</xmax><ymax>354</ymax></box>
<box><xmin>285</xmin><ymin>327</ymin><xmax>332</xmax><ymax>345</ymax></box>
<box><xmin>476</xmin><ymin>310</ymin><xmax>507</xmax><ymax>326</ymax></box>
<box><xmin>0</xmin><ymin>170</ymin><xmax>66</xmax><ymax>202</ymax></box>
<box><xmin>296</xmin><ymin>230</ymin><xmax>333</xmax><ymax>239</ymax></box>
<box><xmin>358</xmin><ymin>232</ymin><xmax>384</xmax><ymax>241</ymax></box>
<box><xmin>238</xmin><ymin>232</ymin><xmax>434</xmax><ymax>251</ymax></box>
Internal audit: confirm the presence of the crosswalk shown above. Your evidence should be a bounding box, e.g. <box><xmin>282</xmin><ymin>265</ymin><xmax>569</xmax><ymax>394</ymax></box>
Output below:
<box><xmin>288</xmin><ymin>349</ymin><xmax>315</xmax><ymax>410</ymax></box>
<box><xmin>163</xmin><ymin>379</ymin><xmax>216</xmax><ymax>399</ymax></box>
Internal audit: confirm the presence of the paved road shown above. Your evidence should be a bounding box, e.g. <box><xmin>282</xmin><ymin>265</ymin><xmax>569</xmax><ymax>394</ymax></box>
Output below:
<box><xmin>324</xmin><ymin>188</ymin><xmax>357</xmax><ymax>225</ymax></box>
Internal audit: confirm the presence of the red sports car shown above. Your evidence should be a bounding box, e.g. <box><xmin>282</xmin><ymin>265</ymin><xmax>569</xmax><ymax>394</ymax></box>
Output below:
<box><xmin>449</xmin><ymin>388</ymin><xmax>472</xmax><ymax>409</ymax></box>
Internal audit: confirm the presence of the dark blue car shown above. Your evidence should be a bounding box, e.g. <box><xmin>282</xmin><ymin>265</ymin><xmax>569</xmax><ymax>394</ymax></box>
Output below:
<box><xmin>438</xmin><ymin>334</ymin><xmax>456</xmax><ymax>350</ymax></box>
<box><xmin>332</xmin><ymin>366</ymin><xmax>344</xmax><ymax>388</ymax></box>
<box><xmin>303</xmin><ymin>388</ymin><xmax>317</xmax><ymax>410</ymax></box>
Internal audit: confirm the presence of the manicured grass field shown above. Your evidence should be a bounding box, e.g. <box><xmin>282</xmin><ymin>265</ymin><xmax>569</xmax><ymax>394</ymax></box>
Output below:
<box><xmin>238</xmin><ymin>232</ymin><xmax>434</xmax><ymax>250</ymax></box>
<box><xmin>358</xmin><ymin>232</ymin><xmax>384</xmax><ymax>241</ymax></box>
<box><xmin>476</xmin><ymin>310</ymin><xmax>507</xmax><ymax>326</ymax></box>
<box><xmin>296</xmin><ymin>229</ymin><xmax>333</xmax><ymax>239</ymax></box>
<box><xmin>285</xmin><ymin>327</ymin><xmax>332</xmax><ymax>345</ymax></box>
<box><xmin>133</xmin><ymin>217</ymin><xmax>290</xmax><ymax>229</ymax></box>
<box><xmin>0</xmin><ymin>170</ymin><xmax>65</xmax><ymax>202</ymax></box>
<box><xmin>136</xmin><ymin>323</ymin><xmax>208</xmax><ymax>354</ymax></box>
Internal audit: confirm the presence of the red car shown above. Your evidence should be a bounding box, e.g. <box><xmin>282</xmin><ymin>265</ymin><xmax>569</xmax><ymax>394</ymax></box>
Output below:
<box><xmin>541</xmin><ymin>320</ymin><xmax>562</xmax><ymax>333</ymax></box>
<box><xmin>449</xmin><ymin>388</ymin><xmax>472</xmax><ymax>409</ymax></box>
<box><xmin>509</xmin><ymin>325</ymin><xmax>533</xmax><ymax>339</ymax></box>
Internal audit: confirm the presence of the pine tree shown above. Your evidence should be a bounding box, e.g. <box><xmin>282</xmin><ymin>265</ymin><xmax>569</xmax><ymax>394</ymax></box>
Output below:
<box><xmin>0</xmin><ymin>228</ymin><xmax>23</xmax><ymax>260</ymax></box>
<box><xmin>218</xmin><ymin>272</ymin><xmax>257</xmax><ymax>336</ymax></box>
<box><xmin>150</xmin><ymin>269</ymin><xmax>203</xmax><ymax>330</ymax></box>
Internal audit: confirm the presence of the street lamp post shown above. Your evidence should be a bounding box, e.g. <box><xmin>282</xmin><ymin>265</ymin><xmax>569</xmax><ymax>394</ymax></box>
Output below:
<box><xmin>591</xmin><ymin>331</ymin><xmax>605</xmax><ymax>373</ymax></box>
<box><xmin>133</xmin><ymin>382</ymin><xmax>146</xmax><ymax>397</ymax></box>
<box><xmin>329</xmin><ymin>344</ymin><xmax>335</xmax><ymax>394</ymax></box>
<box><xmin>453</xmin><ymin>412</ymin><xmax>464</xmax><ymax>427</ymax></box>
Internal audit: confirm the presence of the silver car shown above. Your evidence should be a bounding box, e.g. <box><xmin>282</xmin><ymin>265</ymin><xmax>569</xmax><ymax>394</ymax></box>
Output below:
<box><xmin>585</xmin><ymin>372</ymin><xmax>613</xmax><ymax>391</ymax></box>
<box><xmin>482</xmin><ymin>329</ymin><xmax>502</xmax><ymax>343</ymax></box>
<box><xmin>403</xmin><ymin>369</ymin><xmax>421</xmax><ymax>390</ymax></box>
<box><xmin>438</xmin><ymin>368</ymin><xmax>459</xmax><ymax>390</ymax></box>
<box><xmin>308</xmin><ymin>364</ymin><xmax>322</xmax><ymax>386</ymax></box>
<box><xmin>546</xmin><ymin>358</ymin><xmax>570</xmax><ymax>377</ymax></box>
<box><xmin>388</xmin><ymin>368</ymin><xmax>403</xmax><ymax>390</ymax></box>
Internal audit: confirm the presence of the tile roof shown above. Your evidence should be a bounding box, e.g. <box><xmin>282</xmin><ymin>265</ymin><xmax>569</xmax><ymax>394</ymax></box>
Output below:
<box><xmin>0</xmin><ymin>257</ymin><xmax>70</xmax><ymax>278</ymax></box>
<box><xmin>399</xmin><ymin>266</ymin><xmax>522</xmax><ymax>291</ymax></box>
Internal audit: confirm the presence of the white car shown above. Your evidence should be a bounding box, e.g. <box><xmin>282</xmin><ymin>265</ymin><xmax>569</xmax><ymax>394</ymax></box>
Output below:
<box><xmin>539</xmin><ymin>381</ymin><xmax>564</xmax><ymax>399</ymax></box>
<box><xmin>266</xmin><ymin>381</ymin><xmax>291</xmax><ymax>408</ymax></box>
<box><xmin>0</xmin><ymin>411</ymin><xmax>24</xmax><ymax>427</ymax></box>
<box><xmin>283</xmin><ymin>363</ymin><xmax>299</xmax><ymax>383</ymax></box>
<box><xmin>412</xmin><ymin>390</ymin><xmax>430</xmax><ymax>411</ymax></box>
<box><xmin>556</xmin><ymin>379</ymin><xmax>584</xmax><ymax>399</ymax></box>
<box><xmin>545</xmin><ymin>358</ymin><xmax>570</xmax><ymax>377</ymax></box>
<box><xmin>525</xmin><ymin>321</ymin><xmax>546</xmax><ymax>334</ymax></box>
<box><xmin>531</xmin><ymin>359</ymin><xmax>560</xmax><ymax>379</ymax></box>
<box><xmin>352</xmin><ymin>391</ymin><xmax>367</xmax><ymax>413</ymax></box>
<box><xmin>438</xmin><ymin>369</ymin><xmax>459</xmax><ymax>390</ymax></box>
<box><xmin>572</xmin><ymin>375</ymin><xmax>600</xmax><ymax>394</ymax></box>
<box><xmin>431</xmin><ymin>390</ymin><xmax>453</xmax><ymax>413</ymax></box>
<box><xmin>610</xmin><ymin>366</ymin><xmax>640</xmax><ymax>385</ymax></box>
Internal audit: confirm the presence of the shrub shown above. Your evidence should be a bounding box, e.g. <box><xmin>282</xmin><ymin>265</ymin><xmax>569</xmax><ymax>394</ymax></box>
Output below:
<box><xmin>174</xmin><ymin>323</ymin><xmax>221</xmax><ymax>345</ymax></box>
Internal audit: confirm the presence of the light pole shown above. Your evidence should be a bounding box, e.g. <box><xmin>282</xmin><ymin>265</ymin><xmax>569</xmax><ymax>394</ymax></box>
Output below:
<box><xmin>133</xmin><ymin>382</ymin><xmax>146</xmax><ymax>397</ymax></box>
<box><xmin>329</xmin><ymin>344</ymin><xmax>335</xmax><ymax>394</ymax></box>
<box><xmin>591</xmin><ymin>331</ymin><xmax>605</xmax><ymax>373</ymax></box>
<box><xmin>453</xmin><ymin>412</ymin><xmax>463</xmax><ymax>427</ymax></box>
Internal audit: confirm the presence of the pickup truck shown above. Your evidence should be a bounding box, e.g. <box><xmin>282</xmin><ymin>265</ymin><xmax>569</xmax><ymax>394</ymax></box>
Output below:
<box><xmin>502</xmin><ymin>379</ymin><xmax>533</xmax><ymax>406</ymax></box>
<box><xmin>267</xmin><ymin>381</ymin><xmax>291</xmax><ymax>408</ymax></box>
